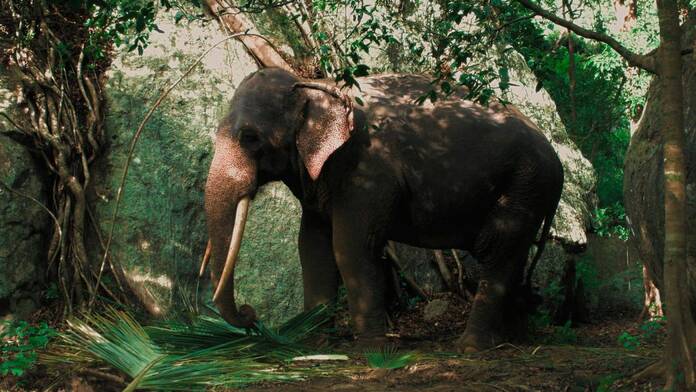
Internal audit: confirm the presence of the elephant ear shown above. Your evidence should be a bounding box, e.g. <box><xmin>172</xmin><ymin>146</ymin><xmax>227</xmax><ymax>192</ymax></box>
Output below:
<box><xmin>293</xmin><ymin>82</ymin><xmax>354</xmax><ymax>180</ymax></box>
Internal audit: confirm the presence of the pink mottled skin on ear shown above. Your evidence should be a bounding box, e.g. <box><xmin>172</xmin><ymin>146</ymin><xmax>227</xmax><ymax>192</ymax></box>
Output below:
<box><xmin>296</xmin><ymin>88</ymin><xmax>354</xmax><ymax>181</ymax></box>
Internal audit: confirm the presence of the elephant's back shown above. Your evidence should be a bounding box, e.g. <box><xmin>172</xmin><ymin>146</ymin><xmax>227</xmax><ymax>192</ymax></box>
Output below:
<box><xmin>350</xmin><ymin>74</ymin><xmax>553</xmax><ymax>164</ymax></box>
<box><xmin>345</xmin><ymin>74</ymin><xmax>562</xmax><ymax>247</ymax></box>
<box><xmin>351</xmin><ymin>74</ymin><xmax>548</xmax><ymax>144</ymax></box>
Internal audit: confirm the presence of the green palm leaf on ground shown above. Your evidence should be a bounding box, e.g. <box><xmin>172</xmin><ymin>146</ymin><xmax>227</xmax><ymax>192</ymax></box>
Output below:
<box><xmin>42</xmin><ymin>305</ymin><xmax>333</xmax><ymax>390</ymax></box>
<box><xmin>364</xmin><ymin>344</ymin><xmax>418</xmax><ymax>370</ymax></box>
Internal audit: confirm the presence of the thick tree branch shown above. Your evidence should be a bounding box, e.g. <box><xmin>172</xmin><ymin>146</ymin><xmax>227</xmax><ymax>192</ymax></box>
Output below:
<box><xmin>514</xmin><ymin>0</ymin><xmax>657</xmax><ymax>73</ymax></box>
<box><xmin>204</xmin><ymin>0</ymin><xmax>294</xmax><ymax>72</ymax></box>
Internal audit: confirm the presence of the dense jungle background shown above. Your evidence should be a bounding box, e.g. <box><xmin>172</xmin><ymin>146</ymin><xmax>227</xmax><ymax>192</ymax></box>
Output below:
<box><xmin>0</xmin><ymin>0</ymin><xmax>695</xmax><ymax>390</ymax></box>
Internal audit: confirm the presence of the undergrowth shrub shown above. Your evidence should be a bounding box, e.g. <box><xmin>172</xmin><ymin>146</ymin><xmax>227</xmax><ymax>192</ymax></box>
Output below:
<box><xmin>1</xmin><ymin>320</ymin><xmax>55</xmax><ymax>377</ymax></box>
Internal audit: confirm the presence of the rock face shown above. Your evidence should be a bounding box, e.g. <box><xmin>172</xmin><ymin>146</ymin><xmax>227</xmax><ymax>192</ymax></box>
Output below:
<box><xmin>423</xmin><ymin>298</ymin><xmax>450</xmax><ymax>321</ymax></box>
<box><xmin>0</xmin><ymin>133</ymin><xmax>48</xmax><ymax>318</ymax></box>
<box><xmin>623</xmin><ymin>19</ymin><xmax>696</xmax><ymax>307</ymax></box>
<box><xmin>94</xmin><ymin>12</ymin><xmax>302</xmax><ymax>324</ymax></box>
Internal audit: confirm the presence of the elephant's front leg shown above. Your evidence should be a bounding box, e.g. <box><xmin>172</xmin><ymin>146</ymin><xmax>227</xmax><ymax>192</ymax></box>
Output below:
<box><xmin>331</xmin><ymin>207</ymin><xmax>389</xmax><ymax>342</ymax></box>
<box><xmin>299</xmin><ymin>210</ymin><xmax>340</xmax><ymax>310</ymax></box>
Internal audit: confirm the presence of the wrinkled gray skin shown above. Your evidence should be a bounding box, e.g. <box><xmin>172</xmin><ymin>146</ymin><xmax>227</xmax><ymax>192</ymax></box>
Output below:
<box><xmin>205</xmin><ymin>68</ymin><xmax>564</xmax><ymax>351</ymax></box>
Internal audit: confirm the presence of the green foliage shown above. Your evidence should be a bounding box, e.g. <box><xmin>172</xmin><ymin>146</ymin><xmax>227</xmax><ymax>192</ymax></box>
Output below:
<box><xmin>551</xmin><ymin>321</ymin><xmax>578</xmax><ymax>344</ymax></box>
<box><xmin>528</xmin><ymin>309</ymin><xmax>553</xmax><ymax>332</ymax></box>
<box><xmin>497</xmin><ymin>3</ymin><xmax>656</xmax><ymax>211</ymax></box>
<box><xmin>543</xmin><ymin>277</ymin><xmax>565</xmax><ymax>303</ymax></box>
<box><xmin>597</xmin><ymin>373</ymin><xmax>621</xmax><ymax>392</ymax></box>
<box><xmin>639</xmin><ymin>317</ymin><xmax>665</xmax><ymax>340</ymax></box>
<box><xmin>261</xmin><ymin>0</ymin><xmax>515</xmax><ymax>103</ymax></box>
<box><xmin>82</xmin><ymin>0</ymin><xmax>168</xmax><ymax>58</ymax></box>
<box><xmin>44</xmin><ymin>306</ymin><xmax>333</xmax><ymax>390</ymax></box>
<box><xmin>44</xmin><ymin>283</ymin><xmax>60</xmax><ymax>301</ymax></box>
<box><xmin>530</xmin><ymin>314</ymin><xmax>579</xmax><ymax>344</ymax></box>
<box><xmin>533</xmin><ymin>251</ymin><xmax>643</xmax><ymax>333</ymax></box>
<box><xmin>592</xmin><ymin>203</ymin><xmax>630</xmax><ymax>240</ymax></box>
<box><xmin>617</xmin><ymin>317</ymin><xmax>665</xmax><ymax>350</ymax></box>
<box><xmin>576</xmin><ymin>255</ymin><xmax>642</xmax><ymax>311</ymax></box>
<box><xmin>364</xmin><ymin>345</ymin><xmax>417</xmax><ymax>370</ymax></box>
<box><xmin>503</xmin><ymin>15</ymin><xmax>631</xmax><ymax>208</ymax></box>
<box><xmin>10</xmin><ymin>0</ymin><xmax>172</xmax><ymax>61</ymax></box>
<box><xmin>597</xmin><ymin>255</ymin><xmax>644</xmax><ymax>312</ymax></box>
<box><xmin>617</xmin><ymin>331</ymin><xmax>640</xmax><ymax>350</ymax></box>
<box><xmin>576</xmin><ymin>257</ymin><xmax>601</xmax><ymax>297</ymax></box>
<box><xmin>251</xmin><ymin>8</ymin><xmax>315</xmax><ymax>63</ymax></box>
<box><xmin>1</xmin><ymin>320</ymin><xmax>56</xmax><ymax>377</ymax></box>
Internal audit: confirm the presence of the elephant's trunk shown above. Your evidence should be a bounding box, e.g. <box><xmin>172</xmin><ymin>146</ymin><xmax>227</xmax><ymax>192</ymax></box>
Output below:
<box><xmin>205</xmin><ymin>137</ymin><xmax>257</xmax><ymax>328</ymax></box>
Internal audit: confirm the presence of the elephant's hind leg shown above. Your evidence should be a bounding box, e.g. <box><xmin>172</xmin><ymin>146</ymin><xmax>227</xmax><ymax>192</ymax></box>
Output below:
<box><xmin>457</xmin><ymin>203</ymin><xmax>542</xmax><ymax>352</ymax></box>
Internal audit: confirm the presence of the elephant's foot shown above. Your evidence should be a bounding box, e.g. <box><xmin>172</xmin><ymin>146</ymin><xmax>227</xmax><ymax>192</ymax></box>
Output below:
<box><xmin>328</xmin><ymin>334</ymin><xmax>390</xmax><ymax>354</ymax></box>
<box><xmin>455</xmin><ymin>328</ymin><xmax>502</xmax><ymax>353</ymax></box>
<box><xmin>353</xmin><ymin>333</ymin><xmax>390</xmax><ymax>351</ymax></box>
<box><xmin>456</xmin><ymin>279</ymin><xmax>509</xmax><ymax>353</ymax></box>
<box><xmin>349</xmin><ymin>313</ymin><xmax>389</xmax><ymax>350</ymax></box>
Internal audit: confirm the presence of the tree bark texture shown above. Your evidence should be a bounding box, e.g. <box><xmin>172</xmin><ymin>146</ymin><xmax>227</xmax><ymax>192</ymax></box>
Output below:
<box><xmin>624</xmin><ymin>15</ymin><xmax>696</xmax><ymax>319</ymax></box>
<box><xmin>626</xmin><ymin>7</ymin><xmax>696</xmax><ymax>388</ymax></box>
<box><xmin>0</xmin><ymin>0</ymin><xmax>128</xmax><ymax>314</ymax></box>
<box><xmin>203</xmin><ymin>0</ymin><xmax>295</xmax><ymax>72</ymax></box>
<box><xmin>655</xmin><ymin>0</ymin><xmax>696</xmax><ymax>385</ymax></box>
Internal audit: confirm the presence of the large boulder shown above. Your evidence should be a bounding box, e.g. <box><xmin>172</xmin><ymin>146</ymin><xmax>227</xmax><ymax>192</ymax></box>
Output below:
<box><xmin>0</xmin><ymin>131</ymin><xmax>48</xmax><ymax>317</ymax></box>
<box><xmin>623</xmin><ymin>17</ymin><xmax>696</xmax><ymax>308</ymax></box>
<box><xmin>94</xmin><ymin>12</ymin><xmax>303</xmax><ymax>324</ymax></box>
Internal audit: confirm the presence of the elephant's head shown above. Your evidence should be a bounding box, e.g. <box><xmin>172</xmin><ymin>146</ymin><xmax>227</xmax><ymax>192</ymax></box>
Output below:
<box><xmin>204</xmin><ymin>68</ymin><xmax>354</xmax><ymax>328</ymax></box>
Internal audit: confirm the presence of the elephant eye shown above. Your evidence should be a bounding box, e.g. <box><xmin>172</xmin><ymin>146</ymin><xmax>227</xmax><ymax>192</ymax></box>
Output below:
<box><xmin>238</xmin><ymin>127</ymin><xmax>262</xmax><ymax>151</ymax></box>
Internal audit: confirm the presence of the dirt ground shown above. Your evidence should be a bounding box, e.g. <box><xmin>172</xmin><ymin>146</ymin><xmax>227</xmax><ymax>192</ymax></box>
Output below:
<box><xmin>244</xmin><ymin>345</ymin><xmax>659</xmax><ymax>392</ymax></box>
<box><xmin>2</xmin><ymin>293</ymin><xmax>664</xmax><ymax>391</ymax></box>
<box><xmin>239</xmin><ymin>295</ymin><xmax>663</xmax><ymax>392</ymax></box>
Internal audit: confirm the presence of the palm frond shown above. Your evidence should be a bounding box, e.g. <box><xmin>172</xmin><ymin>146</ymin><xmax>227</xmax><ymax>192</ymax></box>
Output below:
<box><xmin>148</xmin><ymin>303</ymin><xmax>331</xmax><ymax>358</ymax></box>
<box><xmin>43</xmin><ymin>305</ymin><xmax>335</xmax><ymax>390</ymax></box>
<box><xmin>364</xmin><ymin>344</ymin><xmax>418</xmax><ymax>370</ymax></box>
<box><xmin>47</xmin><ymin>310</ymin><xmax>162</xmax><ymax>375</ymax></box>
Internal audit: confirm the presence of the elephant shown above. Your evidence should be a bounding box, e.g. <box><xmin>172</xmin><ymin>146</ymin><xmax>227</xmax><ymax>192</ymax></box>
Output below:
<box><xmin>204</xmin><ymin>67</ymin><xmax>564</xmax><ymax>352</ymax></box>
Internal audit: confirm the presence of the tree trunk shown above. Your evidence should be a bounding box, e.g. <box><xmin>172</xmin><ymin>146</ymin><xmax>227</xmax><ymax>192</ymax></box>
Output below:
<box><xmin>640</xmin><ymin>264</ymin><xmax>664</xmax><ymax>320</ymax></box>
<box><xmin>0</xmin><ymin>0</ymin><xmax>130</xmax><ymax>314</ymax></box>
<box><xmin>624</xmin><ymin>15</ymin><xmax>696</xmax><ymax>319</ymax></box>
<box><xmin>655</xmin><ymin>0</ymin><xmax>696</xmax><ymax>386</ymax></box>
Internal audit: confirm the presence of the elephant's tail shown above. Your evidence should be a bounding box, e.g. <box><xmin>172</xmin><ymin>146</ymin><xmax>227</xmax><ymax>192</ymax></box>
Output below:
<box><xmin>523</xmin><ymin>207</ymin><xmax>557</xmax><ymax>288</ymax></box>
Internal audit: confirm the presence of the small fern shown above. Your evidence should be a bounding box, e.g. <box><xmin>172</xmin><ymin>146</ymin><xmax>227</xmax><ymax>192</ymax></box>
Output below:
<box><xmin>364</xmin><ymin>344</ymin><xmax>417</xmax><ymax>370</ymax></box>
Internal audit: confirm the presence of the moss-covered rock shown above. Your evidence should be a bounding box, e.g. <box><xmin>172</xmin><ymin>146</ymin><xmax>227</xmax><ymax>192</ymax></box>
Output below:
<box><xmin>0</xmin><ymin>132</ymin><xmax>48</xmax><ymax>317</ymax></box>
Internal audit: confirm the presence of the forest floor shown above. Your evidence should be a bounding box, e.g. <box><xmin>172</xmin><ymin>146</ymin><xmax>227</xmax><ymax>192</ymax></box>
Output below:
<box><xmin>2</xmin><ymin>293</ymin><xmax>663</xmax><ymax>391</ymax></box>
<box><xmin>242</xmin><ymin>326</ymin><xmax>661</xmax><ymax>392</ymax></box>
<box><xmin>240</xmin><ymin>293</ymin><xmax>663</xmax><ymax>392</ymax></box>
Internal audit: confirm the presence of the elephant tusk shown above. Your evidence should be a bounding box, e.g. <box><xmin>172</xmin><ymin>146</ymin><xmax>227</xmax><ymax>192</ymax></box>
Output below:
<box><xmin>199</xmin><ymin>240</ymin><xmax>212</xmax><ymax>278</ymax></box>
<box><xmin>213</xmin><ymin>196</ymin><xmax>251</xmax><ymax>302</ymax></box>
